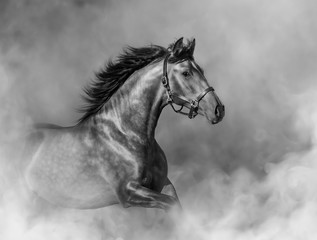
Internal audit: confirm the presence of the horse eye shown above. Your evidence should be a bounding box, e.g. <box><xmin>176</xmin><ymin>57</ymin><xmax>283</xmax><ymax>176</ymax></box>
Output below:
<box><xmin>182</xmin><ymin>71</ymin><xmax>190</xmax><ymax>78</ymax></box>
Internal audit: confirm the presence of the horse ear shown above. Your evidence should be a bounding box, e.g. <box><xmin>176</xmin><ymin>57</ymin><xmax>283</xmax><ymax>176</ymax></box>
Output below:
<box><xmin>172</xmin><ymin>37</ymin><xmax>184</xmax><ymax>54</ymax></box>
<box><xmin>189</xmin><ymin>38</ymin><xmax>196</xmax><ymax>56</ymax></box>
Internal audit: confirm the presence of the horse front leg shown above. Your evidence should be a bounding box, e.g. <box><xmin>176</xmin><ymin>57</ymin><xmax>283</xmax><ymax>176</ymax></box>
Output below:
<box><xmin>118</xmin><ymin>181</ymin><xmax>178</xmax><ymax>211</ymax></box>
<box><xmin>161</xmin><ymin>178</ymin><xmax>182</xmax><ymax>210</ymax></box>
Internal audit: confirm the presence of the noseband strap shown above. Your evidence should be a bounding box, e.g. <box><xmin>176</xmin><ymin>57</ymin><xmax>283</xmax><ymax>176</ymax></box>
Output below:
<box><xmin>162</xmin><ymin>53</ymin><xmax>215</xmax><ymax>119</ymax></box>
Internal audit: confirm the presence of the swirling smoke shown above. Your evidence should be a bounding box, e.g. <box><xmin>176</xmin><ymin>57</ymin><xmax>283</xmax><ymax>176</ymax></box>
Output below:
<box><xmin>1</xmin><ymin>0</ymin><xmax>317</xmax><ymax>239</ymax></box>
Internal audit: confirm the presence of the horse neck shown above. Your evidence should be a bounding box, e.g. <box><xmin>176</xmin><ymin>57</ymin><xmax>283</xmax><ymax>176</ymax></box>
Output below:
<box><xmin>88</xmin><ymin>61</ymin><xmax>166</xmax><ymax>142</ymax></box>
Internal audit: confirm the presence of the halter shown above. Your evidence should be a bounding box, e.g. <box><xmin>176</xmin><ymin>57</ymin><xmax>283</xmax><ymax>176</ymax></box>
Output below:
<box><xmin>162</xmin><ymin>53</ymin><xmax>224</xmax><ymax>120</ymax></box>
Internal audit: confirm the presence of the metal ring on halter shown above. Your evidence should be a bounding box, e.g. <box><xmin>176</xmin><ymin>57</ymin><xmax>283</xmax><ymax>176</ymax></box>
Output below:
<box><xmin>190</xmin><ymin>100</ymin><xmax>198</xmax><ymax>108</ymax></box>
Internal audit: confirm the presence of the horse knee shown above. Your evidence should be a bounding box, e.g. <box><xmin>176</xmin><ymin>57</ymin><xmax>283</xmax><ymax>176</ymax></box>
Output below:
<box><xmin>116</xmin><ymin>180</ymin><xmax>176</xmax><ymax>210</ymax></box>
<box><xmin>116</xmin><ymin>181</ymin><xmax>138</xmax><ymax>207</ymax></box>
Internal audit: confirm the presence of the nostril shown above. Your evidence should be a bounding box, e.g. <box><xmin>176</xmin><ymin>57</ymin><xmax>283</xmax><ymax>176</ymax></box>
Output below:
<box><xmin>215</xmin><ymin>105</ymin><xmax>220</xmax><ymax>118</ymax></box>
<box><xmin>213</xmin><ymin>104</ymin><xmax>225</xmax><ymax>123</ymax></box>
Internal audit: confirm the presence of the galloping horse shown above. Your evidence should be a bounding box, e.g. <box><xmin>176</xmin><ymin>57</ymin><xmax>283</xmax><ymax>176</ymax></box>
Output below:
<box><xmin>24</xmin><ymin>38</ymin><xmax>224</xmax><ymax>211</ymax></box>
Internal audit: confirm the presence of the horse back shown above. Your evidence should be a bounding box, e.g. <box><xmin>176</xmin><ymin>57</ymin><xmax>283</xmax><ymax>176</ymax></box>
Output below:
<box><xmin>22</xmin><ymin>123</ymin><xmax>67</xmax><ymax>167</ymax></box>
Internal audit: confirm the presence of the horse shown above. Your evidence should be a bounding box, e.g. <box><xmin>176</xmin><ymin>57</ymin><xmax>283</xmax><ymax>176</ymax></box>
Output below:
<box><xmin>23</xmin><ymin>37</ymin><xmax>225</xmax><ymax>211</ymax></box>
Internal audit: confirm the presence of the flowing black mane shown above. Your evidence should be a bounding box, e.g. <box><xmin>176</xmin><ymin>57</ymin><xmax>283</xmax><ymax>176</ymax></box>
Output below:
<box><xmin>78</xmin><ymin>39</ymin><xmax>195</xmax><ymax>123</ymax></box>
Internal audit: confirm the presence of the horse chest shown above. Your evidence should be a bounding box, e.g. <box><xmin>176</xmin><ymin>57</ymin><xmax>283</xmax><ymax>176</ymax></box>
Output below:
<box><xmin>141</xmin><ymin>145</ymin><xmax>167</xmax><ymax>191</ymax></box>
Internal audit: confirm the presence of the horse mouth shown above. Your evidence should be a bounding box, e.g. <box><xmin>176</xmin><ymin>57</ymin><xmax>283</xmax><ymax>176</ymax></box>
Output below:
<box><xmin>211</xmin><ymin>117</ymin><xmax>221</xmax><ymax>125</ymax></box>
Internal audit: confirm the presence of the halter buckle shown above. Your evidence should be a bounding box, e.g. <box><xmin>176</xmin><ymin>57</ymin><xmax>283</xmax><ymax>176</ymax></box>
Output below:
<box><xmin>167</xmin><ymin>93</ymin><xmax>173</xmax><ymax>103</ymax></box>
<box><xmin>187</xmin><ymin>100</ymin><xmax>198</xmax><ymax>119</ymax></box>
<box><xmin>162</xmin><ymin>76</ymin><xmax>168</xmax><ymax>87</ymax></box>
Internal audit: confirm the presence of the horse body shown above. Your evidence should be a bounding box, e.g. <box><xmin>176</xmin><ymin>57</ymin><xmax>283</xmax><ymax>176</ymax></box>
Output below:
<box><xmin>24</xmin><ymin>38</ymin><xmax>224</xmax><ymax>211</ymax></box>
<box><xmin>26</xmin><ymin>61</ymin><xmax>170</xmax><ymax>209</ymax></box>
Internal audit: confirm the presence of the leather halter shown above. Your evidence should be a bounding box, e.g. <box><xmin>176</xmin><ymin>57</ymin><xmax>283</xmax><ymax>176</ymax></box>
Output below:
<box><xmin>162</xmin><ymin>53</ymin><xmax>219</xmax><ymax>119</ymax></box>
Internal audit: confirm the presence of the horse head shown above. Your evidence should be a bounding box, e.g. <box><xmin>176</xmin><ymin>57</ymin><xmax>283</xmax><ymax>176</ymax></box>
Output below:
<box><xmin>162</xmin><ymin>37</ymin><xmax>225</xmax><ymax>124</ymax></box>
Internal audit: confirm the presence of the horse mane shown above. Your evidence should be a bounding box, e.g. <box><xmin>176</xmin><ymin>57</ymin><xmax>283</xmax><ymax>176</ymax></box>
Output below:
<box><xmin>78</xmin><ymin>39</ymin><xmax>195</xmax><ymax>124</ymax></box>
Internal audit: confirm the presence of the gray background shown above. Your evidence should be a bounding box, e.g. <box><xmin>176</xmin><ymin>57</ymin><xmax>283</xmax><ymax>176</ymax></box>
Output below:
<box><xmin>1</xmin><ymin>0</ymin><xmax>317</xmax><ymax>239</ymax></box>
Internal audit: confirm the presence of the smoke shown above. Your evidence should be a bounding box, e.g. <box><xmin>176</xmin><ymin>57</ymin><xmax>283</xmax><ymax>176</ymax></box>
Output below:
<box><xmin>1</xmin><ymin>0</ymin><xmax>317</xmax><ymax>239</ymax></box>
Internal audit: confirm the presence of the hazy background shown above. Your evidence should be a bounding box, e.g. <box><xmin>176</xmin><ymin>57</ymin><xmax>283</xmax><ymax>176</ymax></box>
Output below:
<box><xmin>1</xmin><ymin>0</ymin><xmax>317</xmax><ymax>239</ymax></box>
